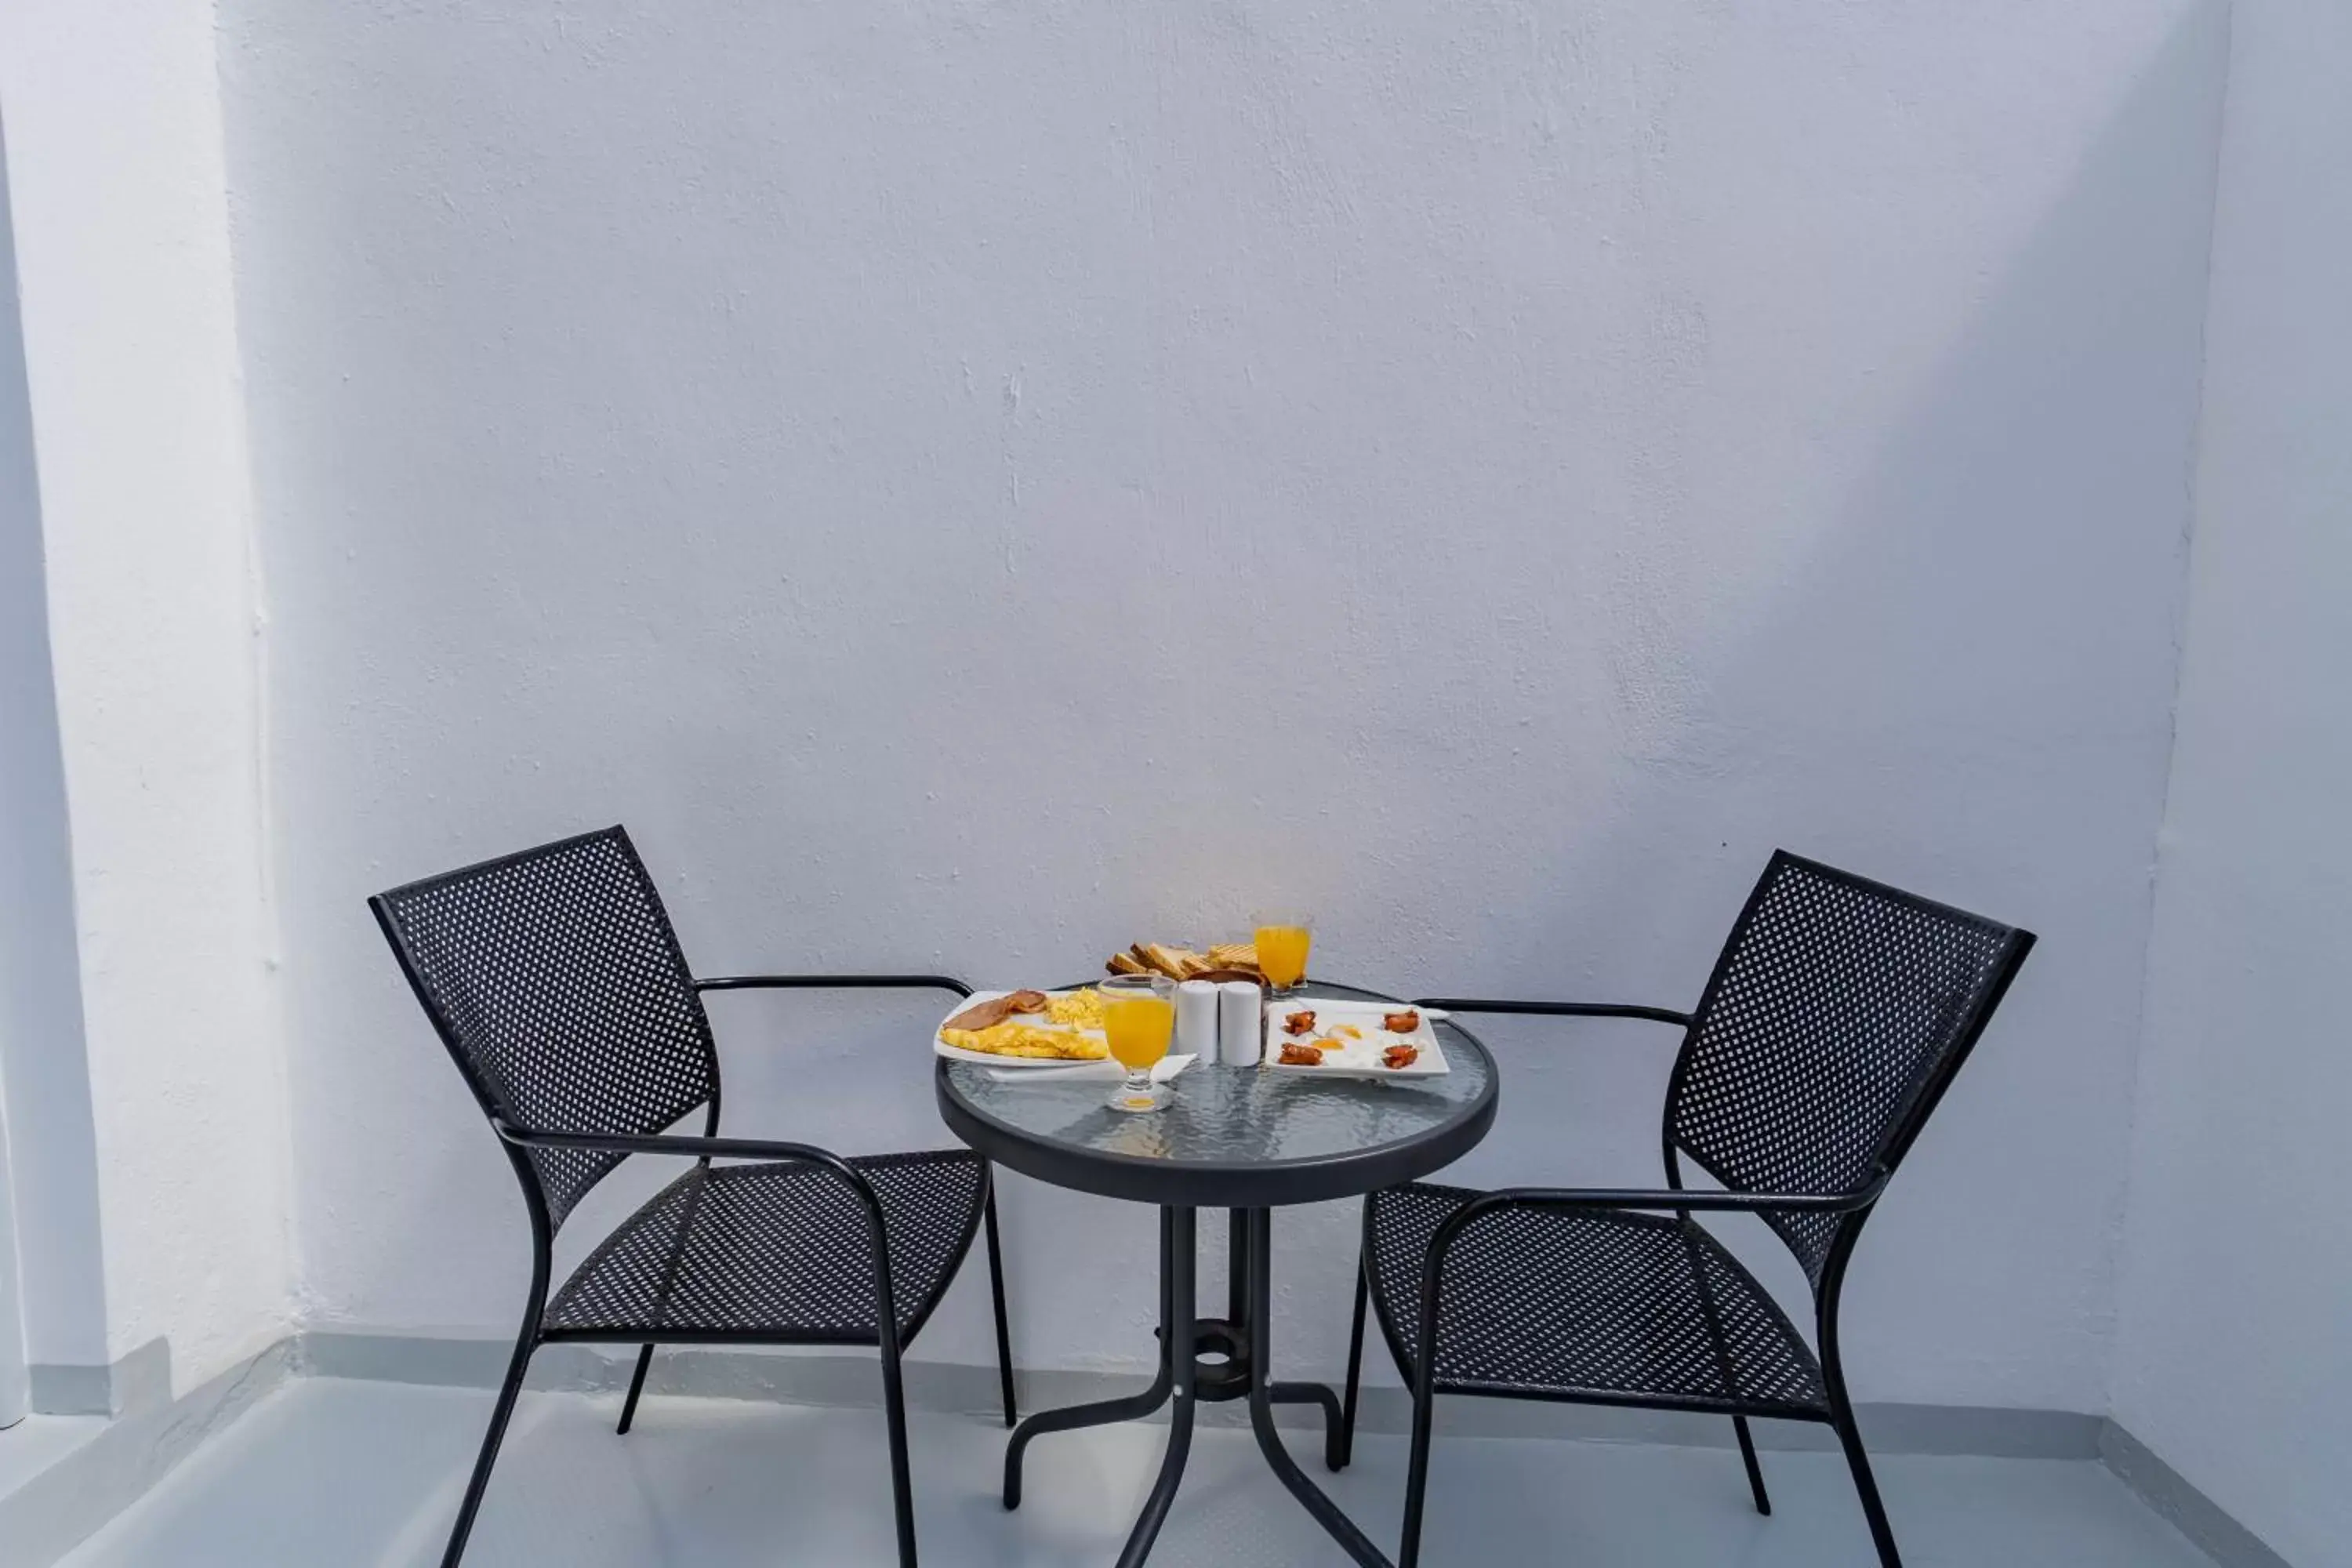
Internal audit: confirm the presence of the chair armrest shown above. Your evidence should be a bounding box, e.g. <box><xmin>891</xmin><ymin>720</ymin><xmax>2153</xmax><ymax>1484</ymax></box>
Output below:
<box><xmin>1413</xmin><ymin>997</ymin><xmax>1693</xmax><ymax>1028</ymax></box>
<box><xmin>1442</xmin><ymin>1173</ymin><xmax>1890</xmax><ymax>1225</ymax></box>
<box><xmin>494</xmin><ymin>1120</ymin><xmax>902</xmax><ymax>1337</ymax></box>
<box><xmin>693</xmin><ymin>974</ymin><xmax>974</xmax><ymax>998</ymax></box>
<box><xmin>1404</xmin><ymin>1171</ymin><xmax>1890</xmax><ymax>1392</ymax></box>
<box><xmin>493</xmin><ymin>1120</ymin><xmax>861</xmax><ymax>1174</ymax></box>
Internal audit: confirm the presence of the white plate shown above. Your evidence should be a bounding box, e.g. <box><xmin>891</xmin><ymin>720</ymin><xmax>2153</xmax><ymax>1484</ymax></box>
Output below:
<box><xmin>935</xmin><ymin>988</ymin><xmax>1113</xmax><ymax>1069</ymax></box>
<box><xmin>1261</xmin><ymin>999</ymin><xmax>1449</xmax><ymax>1078</ymax></box>
<box><xmin>983</xmin><ymin>1054</ymin><xmax>1198</xmax><ymax>1084</ymax></box>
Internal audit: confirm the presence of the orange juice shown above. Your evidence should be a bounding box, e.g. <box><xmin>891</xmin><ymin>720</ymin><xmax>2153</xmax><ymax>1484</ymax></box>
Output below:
<box><xmin>1103</xmin><ymin>995</ymin><xmax>1175</xmax><ymax>1071</ymax></box>
<box><xmin>1255</xmin><ymin>924</ymin><xmax>1312</xmax><ymax>990</ymax></box>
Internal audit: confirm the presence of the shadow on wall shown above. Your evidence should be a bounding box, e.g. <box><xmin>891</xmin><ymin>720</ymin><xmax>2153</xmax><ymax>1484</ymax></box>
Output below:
<box><xmin>1413</xmin><ymin>0</ymin><xmax>2227</xmax><ymax>1406</ymax></box>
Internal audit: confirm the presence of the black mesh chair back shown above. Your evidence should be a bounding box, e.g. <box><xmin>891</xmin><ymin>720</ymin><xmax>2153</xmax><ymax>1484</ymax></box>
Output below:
<box><xmin>371</xmin><ymin>826</ymin><xmax>719</xmax><ymax>1229</ymax></box>
<box><xmin>1666</xmin><ymin>851</ymin><xmax>2027</xmax><ymax>1287</ymax></box>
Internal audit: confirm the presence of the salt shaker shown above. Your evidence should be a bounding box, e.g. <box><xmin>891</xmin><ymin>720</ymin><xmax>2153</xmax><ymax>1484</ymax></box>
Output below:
<box><xmin>1176</xmin><ymin>980</ymin><xmax>1221</xmax><ymax>1065</ymax></box>
<box><xmin>1219</xmin><ymin>980</ymin><xmax>1264</xmax><ymax>1067</ymax></box>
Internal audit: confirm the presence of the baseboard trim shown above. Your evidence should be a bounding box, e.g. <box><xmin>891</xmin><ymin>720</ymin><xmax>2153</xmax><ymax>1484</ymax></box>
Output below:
<box><xmin>294</xmin><ymin>1329</ymin><xmax>2100</xmax><ymax>1457</ymax></box>
<box><xmin>0</xmin><ymin>1338</ymin><xmax>293</xmax><ymax>1568</ymax></box>
<box><xmin>26</xmin><ymin>1338</ymin><xmax>172</xmax><ymax>1417</ymax></box>
<box><xmin>2099</xmin><ymin>1421</ymin><xmax>2294</xmax><ymax>1568</ymax></box>
<box><xmin>15</xmin><ymin>1330</ymin><xmax>2291</xmax><ymax>1568</ymax></box>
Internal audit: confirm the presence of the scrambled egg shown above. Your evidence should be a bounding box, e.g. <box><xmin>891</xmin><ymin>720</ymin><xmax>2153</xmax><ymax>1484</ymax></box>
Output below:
<box><xmin>1040</xmin><ymin>989</ymin><xmax>1107</xmax><ymax>1029</ymax></box>
<box><xmin>942</xmin><ymin>1022</ymin><xmax>1108</xmax><ymax>1061</ymax></box>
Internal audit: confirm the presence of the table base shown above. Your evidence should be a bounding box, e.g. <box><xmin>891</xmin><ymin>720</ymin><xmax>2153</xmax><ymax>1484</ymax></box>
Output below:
<box><xmin>1004</xmin><ymin>1207</ymin><xmax>1393</xmax><ymax>1568</ymax></box>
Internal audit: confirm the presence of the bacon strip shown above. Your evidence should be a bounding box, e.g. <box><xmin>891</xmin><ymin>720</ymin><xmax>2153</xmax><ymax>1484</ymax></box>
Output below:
<box><xmin>942</xmin><ymin>995</ymin><xmax>1019</xmax><ymax>1033</ymax></box>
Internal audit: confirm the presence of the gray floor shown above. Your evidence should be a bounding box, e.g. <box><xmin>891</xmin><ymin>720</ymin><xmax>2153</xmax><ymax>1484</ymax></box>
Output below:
<box><xmin>58</xmin><ymin>1377</ymin><xmax>2217</xmax><ymax>1567</ymax></box>
<box><xmin>0</xmin><ymin>1414</ymin><xmax>106</xmax><ymax>1504</ymax></box>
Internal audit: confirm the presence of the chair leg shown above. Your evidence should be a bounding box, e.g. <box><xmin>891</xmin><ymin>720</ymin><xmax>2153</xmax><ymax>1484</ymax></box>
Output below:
<box><xmin>1732</xmin><ymin>1415</ymin><xmax>1771</xmax><ymax>1515</ymax></box>
<box><xmin>984</xmin><ymin>1181</ymin><xmax>1018</xmax><ymax>1428</ymax></box>
<box><xmin>1399</xmin><ymin>1378</ymin><xmax>1436</xmax><ymax>1568</ymax></box>
<box><xmin>879</xmin><ymin>1319</ymin><xmax>919</xmax><ymax>1568</ymax></box>
<box><xmin>616</xmin><ymin>1345</ymin><xmax>655</xmax><ymax>1436</ymax></box>
<box><xmin>1831</xmin><ymin>1403</ymin><xmax>1903</xmax><ymax>1568</ymax></box>
<box><xmin>1340</xmin><ymin>1261</ymin><xmax>1368</xmax><ymax>1468</ymax></box>
<box><xmin>440</xmin><ymin>1324</ymin><xmax>538</xmax><ymax>1567</ymax></box>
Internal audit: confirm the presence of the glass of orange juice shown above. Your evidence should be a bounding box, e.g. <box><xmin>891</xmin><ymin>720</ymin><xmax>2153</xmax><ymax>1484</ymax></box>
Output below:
<box><xmin>1254</xmin><ymin>913</ymin><xmax>1312</xmax><ymax>996</ymax></box>
<box><xmin>1101</xmin><ymin>973</ymin><xmax>1178</xmax><ymax>1112</ymax></box>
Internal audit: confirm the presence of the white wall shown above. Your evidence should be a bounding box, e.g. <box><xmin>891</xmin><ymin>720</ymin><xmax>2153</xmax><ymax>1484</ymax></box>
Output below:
<box><xmin>221</xmin><ymin>1</ymin><xmax>2226</xmax><ymax>1408</ymax></box>
<box><xmin>2114</xmin><ymin>3</ymin><xmax>2352</xmax><ymax>1563</ymax></box>
<box><xmin>0</xmin><ymin>1</ymin><xmax>295</xmax><ymax>1395</ymax></box>
<box><xmin>0</xmin><ymin>115</ymin><xmax>112</xmax><ymax>1385</ymax></box>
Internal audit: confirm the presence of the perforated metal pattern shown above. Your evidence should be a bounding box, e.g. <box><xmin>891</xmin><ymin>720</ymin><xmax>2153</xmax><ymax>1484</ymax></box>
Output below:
<box><xmin>374</xmin><ymin>829</ymin><xmax>718</xmax><ymax>1228</ymax></box>
<box><xmin>543</xmin><ymin>1150</ymin><xmax>986</xmax><ymax>1341</ymax></box>
<box><xmin>1671</xmin><ymin>855</ymin><xmax>2017</xmax><ymax>1284</ymax></box>
<box><xmin>1366</xmin><ymin>1182</ymin><xmax>1826</xmax><ymax>1414</ymax></box>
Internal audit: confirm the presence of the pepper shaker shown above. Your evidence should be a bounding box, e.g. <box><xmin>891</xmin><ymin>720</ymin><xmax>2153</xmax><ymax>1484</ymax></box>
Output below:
<box><xmin>1219</xmin><ymin>980</ymin><xmax>1263</xmax><ymax>1067</ymax></box>
<box><xmin>1176</xmin><ymin>980</ymin><xmax>1221</xmax><ymax>1065</ymax></box>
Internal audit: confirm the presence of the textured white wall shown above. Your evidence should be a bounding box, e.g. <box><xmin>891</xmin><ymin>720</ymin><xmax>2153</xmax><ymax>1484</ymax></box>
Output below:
<box><xmin>223</xmin><ymin>2</ymin><xmax>2225</xmax><ymax>1409</ymax></box>
<box><xmin>0</xmin><ymin>0</ymin><xmax>295</xmax><ymax>1393</ymax></box>
<box><xmin>2114</xmin><ymin>4</ymin><xmax>2352</xmax><ymax>1563</ymax></box>
<box><xmin>0</xmin><ymin>118</ymin><xmax>112</xmax><ymax>1379</ymax></box>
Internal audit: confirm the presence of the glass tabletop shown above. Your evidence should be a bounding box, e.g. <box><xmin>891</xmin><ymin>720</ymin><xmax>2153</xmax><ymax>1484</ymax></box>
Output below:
<box><xmin>935</xmin><ymin>981</ymin><xmax>1498</xmax><ymax>1208</ymax></box>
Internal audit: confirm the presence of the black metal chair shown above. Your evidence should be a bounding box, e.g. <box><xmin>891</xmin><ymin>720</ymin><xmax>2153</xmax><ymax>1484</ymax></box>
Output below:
<box><xmin>1340</xmin><ymin>851</ymin><xmax>2034</xmax><ymax>1567</ymax></box>
<box><xmin>370</xmin><ymin>826</ymin><xmax>1017</xmax><ymax>1568</ymax></box>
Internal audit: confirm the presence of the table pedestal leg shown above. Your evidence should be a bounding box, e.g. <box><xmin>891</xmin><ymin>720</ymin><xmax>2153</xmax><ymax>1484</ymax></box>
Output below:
<box><xmin>1265</xmin><ymin>1381</ymin><xmax>1348</xmax><ymax>1471</ymax></box>
<box><xmin>1116</xmin><ymin>1208</ymin><xmax>1196</xmax><ymax>1568</ymax></box>
<box><xmin>1243</xmin><ymin>1208</ymin><xmax>1395</xmax><ymax>1567</ymax></box>
<box><xmin>1004</xmin><ymin>1208</ymin><xmax>1178</xmax><ymax>1509</ymax></box>
<box><xmin>1002</xmin><ymin>1205</ymin><xmax>1392</xmax><ymax>1567</ymax></box>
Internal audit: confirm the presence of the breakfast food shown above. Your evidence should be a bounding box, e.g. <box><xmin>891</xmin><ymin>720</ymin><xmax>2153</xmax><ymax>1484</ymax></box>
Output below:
<box><xmin>1042</xmin><ymin>989</ymin><xmax>1107</xmax><ymax>1029</ymax></box>
<box><xmin>940</xmin><ymin>1022</ymin><xmax>1109</xmax><ymax>1061</ymax></box>
<box><xmin>942</xmin><ymin>995</ymin><xmax>1021</xmax><ymax>1033</ymax></box>
<box><xmin>1254</xmin><ymin>999</ymin><xmax>1442</xmax><ymax>1075</ymax></box>
<box><xmin>1105</xmin><ymin>941</ymin><xmax>1263</xmax><ymax>982</ymax></box>
<box><xmin>938</xmin><ymin>988</ymin><xmax>1110</xmax><ymax>1062</ymax></box>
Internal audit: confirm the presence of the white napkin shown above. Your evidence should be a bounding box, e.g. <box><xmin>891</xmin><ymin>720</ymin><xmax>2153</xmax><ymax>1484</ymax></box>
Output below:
<box><xmin>985</xmin><ymin>1054</ymin><xmax>1199</xmax><ymax>1084</ymax></box>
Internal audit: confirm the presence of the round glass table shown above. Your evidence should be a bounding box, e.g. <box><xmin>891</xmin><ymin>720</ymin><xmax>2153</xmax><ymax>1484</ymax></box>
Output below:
<box><xmin>935</xmin><ymin>981</ymin><xmax>1498</xmax><ymax>1568</ymax></box>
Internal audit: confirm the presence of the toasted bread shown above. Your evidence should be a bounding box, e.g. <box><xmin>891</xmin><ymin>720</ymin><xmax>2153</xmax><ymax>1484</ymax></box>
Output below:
<box><xmin>1136</xmin><ymin>943</ymin><xmax>1202</xmax><ymax>981</ymax></box>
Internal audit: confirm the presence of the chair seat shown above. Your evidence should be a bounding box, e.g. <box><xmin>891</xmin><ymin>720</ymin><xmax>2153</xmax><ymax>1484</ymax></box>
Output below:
<box><xmin>1364</xmin><ymin>1182</ymin><xmax>1828</xmax><ymax>1417</ymax></box>
<box><xmin>544</xmin><ymin>1149</ymin><xmax>986</xmax><ymax>1344</ymax></box>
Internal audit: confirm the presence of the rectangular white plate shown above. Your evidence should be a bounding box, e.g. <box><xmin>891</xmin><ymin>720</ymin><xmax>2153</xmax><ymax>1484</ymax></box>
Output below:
<box><xmin>1261</xmin><ymin>999</ymin><xmax>1449</xmax><ymax>1078</ymax></box>
<box><xmin>935</xmin><ymin>988</ymin><xmax>1112</xmax><ymax>1069</ymax></box>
